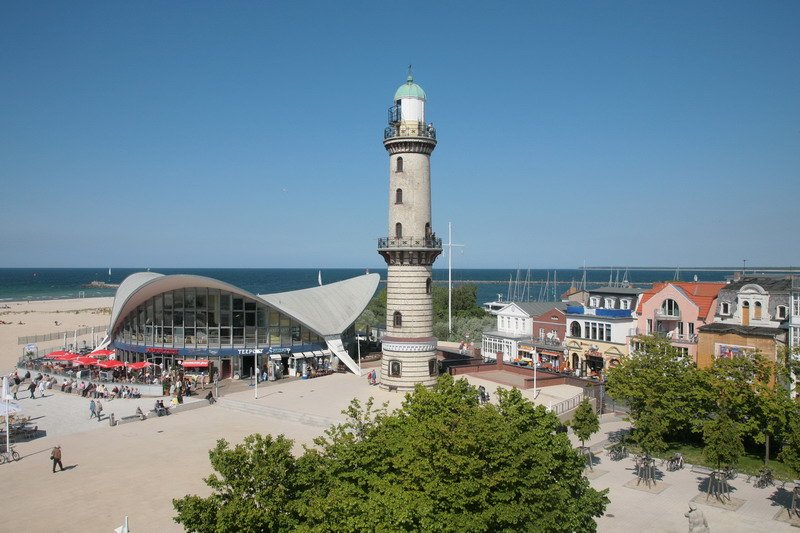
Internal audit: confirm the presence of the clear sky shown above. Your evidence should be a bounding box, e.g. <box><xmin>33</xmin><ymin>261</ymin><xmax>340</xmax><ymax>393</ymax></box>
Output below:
<box><xmin>1</xmin><ymin>1</ymin><xmax>798</xmax><ymax>269</ymax></box>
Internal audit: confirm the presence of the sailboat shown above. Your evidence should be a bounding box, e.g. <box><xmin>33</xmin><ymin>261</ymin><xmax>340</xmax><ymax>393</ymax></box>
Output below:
<box><xmin>318</xmin><ymin>270</ymin><xmax>323</xmax><ymax>286</ymax></box>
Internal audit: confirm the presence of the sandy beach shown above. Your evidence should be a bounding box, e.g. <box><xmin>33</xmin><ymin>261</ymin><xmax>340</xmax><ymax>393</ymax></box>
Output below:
<box><xmin>0</xmin><ymin>297</ymin><xmax>113</xmax><ymax>373</ymax></box>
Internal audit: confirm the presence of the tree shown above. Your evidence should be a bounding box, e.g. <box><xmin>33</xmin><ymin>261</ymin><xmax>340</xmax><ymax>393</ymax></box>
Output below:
<box><xmin>778</xmin><ymin>408</ymin><xmax>800</xmax><ymax>479</ymax></box>
<box><xmin>703</xmin><ymin>414</ymin><xmax>744</xmax><ymax>470</ymax></box>
<box><xmin>605</xmin><ymin>335</ymin><xmax>706</xmax><ymax>454</ymax></box>
<box><xmin>571</xmin><ymin>398</ymin><xmax>600</xmax><ymax>449</ymax></box>
<box><xmin>175</xmin><ymin>375</ymin><xmax>609</xmax><ymax>532</ymax></box>
<box><xmin>173</xmin><ymin>434</ymin><xmax>301</xmax><ymax>532</ymax></box>
<box><xmin>704</xmin><ymin>353</ymin><xmax>792</xmax><ymax>465</ymax></box>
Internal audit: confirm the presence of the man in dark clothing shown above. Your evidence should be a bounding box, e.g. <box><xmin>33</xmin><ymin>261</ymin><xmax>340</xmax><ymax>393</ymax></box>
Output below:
<box><xmin>51</xmin><ymin>445</ymin><xmax>63</xmax><ymax>473</ymax></box>
<box><xmin>28</xmin><ymin>381</ymin><xmax>36</xmax><ymax>399</ymax></box>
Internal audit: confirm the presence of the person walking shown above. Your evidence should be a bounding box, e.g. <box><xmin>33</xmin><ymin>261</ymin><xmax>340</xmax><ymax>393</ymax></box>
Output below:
<box><xmin>51</xmin><ymin>445</ymin><xmax>64</xmax><ymax>473</ymax></box>
<box><xmin>27</xmin><ymin>381</ymin><xmax>36</xmax><ymax>399</ymax></box>
<box><xmin>95</xmin><ymin>399</ymin><xmax>103</xmax><ymax>422</ymax></box>
<box><xmin>89</xmin><ymin>399</ymin><xmax>96</xmax><ymax>419</ymax></box>
<box><xmin>37</xmin><ymin>379</ymin><xmax>46</xmax><ymax>398</ymax></box>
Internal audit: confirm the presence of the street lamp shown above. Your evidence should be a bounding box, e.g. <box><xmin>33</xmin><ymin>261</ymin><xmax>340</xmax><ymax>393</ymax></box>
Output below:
<box><xmin>532</xmin><ymin>348</ymin><xmax>539</xmax><ymax>399</ymax></box>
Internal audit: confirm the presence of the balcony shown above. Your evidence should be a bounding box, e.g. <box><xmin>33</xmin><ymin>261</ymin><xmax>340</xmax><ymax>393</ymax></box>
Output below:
<box><xmin>655</xmin><ymin>309</ymin><xmax>681</xmax><ymax>320</ymax></box>
<box><xmin>384</xmin><ymin>122</ymin><xmax>437</xmax><ymax>140</ymax></box>
<box><xmin>378</xmin><ymin>236</ymin><xmax>443</xmax><ymax>250</ymax></box>
<box><xmin>566</xmin><ymin>306</ymin><xmax>633</xmax><ymax>319</ymax></box>
<box><xmin>654</xmin><ymin>331</ymin><xmax>698</xmax><ymax>344</ymax></box>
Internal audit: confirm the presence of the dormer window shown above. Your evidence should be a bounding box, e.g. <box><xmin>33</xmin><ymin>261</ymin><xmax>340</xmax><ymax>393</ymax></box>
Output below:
<box><xmin>620</xmin><ymin>299</ymin><xmax>631</xmax><ymax>310</ymax></box>
<box><xmin>777</xmin><ymin>305</ymin><xmax>787</xmax><ymax>320</ymax></box>
<box><xmin>720</xmin><ymin>302</ymin><xmax>730</xmax><ymax>315</ymax></box>
<box><xmin>604</xmin><ymin>297</ymin><xmax>616</xmax><ymax>309</ymax></box>
<box><xmin>589</xmin><ymin>297</ymin><xmax>600</xmax><ymax>308</ymax></box>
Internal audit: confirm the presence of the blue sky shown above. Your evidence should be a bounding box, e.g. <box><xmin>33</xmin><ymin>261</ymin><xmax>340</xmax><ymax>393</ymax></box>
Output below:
<box><xmin>1</xmin><ymin>1</ymin><xmax>798</xmax><ymax>269</ymax></box>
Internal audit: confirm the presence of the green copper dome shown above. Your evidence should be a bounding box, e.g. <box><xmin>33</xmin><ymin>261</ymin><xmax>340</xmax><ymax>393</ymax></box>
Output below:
<box><xmin>394</xmin><ymin>73</ymin><xmax>426</xmax><ymax>101</ymax></box>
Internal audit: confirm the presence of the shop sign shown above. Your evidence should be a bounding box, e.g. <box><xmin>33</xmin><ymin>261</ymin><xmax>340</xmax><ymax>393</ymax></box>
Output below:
<box><xmin>146</xmin><ymin>347</ymin><xmax>179</xmax><ymax>355</ymax></box>
<box><xmin>237</xmin><ymin>348</ymin><xmax>265</xmax><ymax>355</ymax></box>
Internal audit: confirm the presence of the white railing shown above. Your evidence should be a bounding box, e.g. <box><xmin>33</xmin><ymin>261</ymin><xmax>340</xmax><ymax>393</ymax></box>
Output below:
<box><xmin>548</xmin><ymin>392</ymin><xmax>585</xmax><ymax>416</ymax></box>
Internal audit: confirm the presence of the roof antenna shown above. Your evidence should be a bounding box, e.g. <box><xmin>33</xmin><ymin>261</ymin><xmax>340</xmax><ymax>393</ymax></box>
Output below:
<box><xmin>407</xmin><ymin>64</ymin><xmax>413</xmax><ymax>82</ymax></box>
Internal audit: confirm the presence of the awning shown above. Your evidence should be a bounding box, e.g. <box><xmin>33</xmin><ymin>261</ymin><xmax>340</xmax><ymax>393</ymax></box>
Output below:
<box><xmin>97</xmin><ymin>360</ymin><xmax>125</xmax><ymax>369</ymax></box>
<box><xmin>269</xmin><ymin>353</ymin><xmax>283</xmax><ymax>360</ymax></box>
<box><xmin>181</xmin><ymin>360</ymin><xmax>209</xmax><ymax>368</ymax></box>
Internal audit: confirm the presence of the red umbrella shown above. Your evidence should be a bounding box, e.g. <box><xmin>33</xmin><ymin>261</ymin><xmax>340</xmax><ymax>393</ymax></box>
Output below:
<box><xmin>88</xmin><ymin>349</ymin><xmax>115</xmax><ymax>358</ymax></box>
<box><xmin>126</xmin><ymin>361</ymin><xmax>153</xmax><ymax>370</ymax></box>
<box><xmin>54</xmin><ymin>353</ymin><xmax>80</xmax><ymax>361</ymax></box>
<box><xmin>97</xmin><ymin>360</ymin><xmax>125</xmax><ymax>369</ymax></box>
<box><xmin>73</xmin><ymin>357</ymin><xmax>98</xmax><ymax>366</ymax></box>
<box><xmin>44</xmin><ymin>350</ymin><xmax>70</xmax><ymax>359</ymax></box>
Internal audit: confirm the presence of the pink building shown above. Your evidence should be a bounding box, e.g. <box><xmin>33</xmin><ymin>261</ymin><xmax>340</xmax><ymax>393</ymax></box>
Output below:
<box><xmin>634</xmin><ymin>282</ymin><xmax>726</xmax><ymax>361</ymax></box>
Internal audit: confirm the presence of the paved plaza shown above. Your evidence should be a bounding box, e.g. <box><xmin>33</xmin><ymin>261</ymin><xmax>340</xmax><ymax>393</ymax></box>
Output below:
<box><xmin>0</xmin><ymin>372</ymin><xmax>798</xmax><ymax>532</ymax></box>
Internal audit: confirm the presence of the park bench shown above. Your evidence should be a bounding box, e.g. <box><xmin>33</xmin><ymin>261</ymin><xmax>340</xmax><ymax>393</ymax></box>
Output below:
<box><xmin>690</xmin><ymin>464</ymin><xmax>713</xmax><ymax>476</ymax></box>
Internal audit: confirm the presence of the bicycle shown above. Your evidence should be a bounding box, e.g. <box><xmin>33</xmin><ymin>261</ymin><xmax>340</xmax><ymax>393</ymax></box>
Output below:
<box><xmin>723</xmin><ymin>465</ymin><xmax>738</xmax><ymax>480</ymax></box>
<box><xmin>667</xmin><ymin>453</ymin><xmax>684</xmax><ymax>471</ymax></box>
<box><xmin>607</xmin><ymin>443</ymin><xmax>628</xmax><ymax>461</ymax></box>
<box><xmin>754</xmin><ymin>467</ymin><xmax>774</xmax><ymax>489</ymax></box>
<box><xmin>0</xmin><ymin>447</ymin><xmax>20</xmax><ymax>464</ymax></box>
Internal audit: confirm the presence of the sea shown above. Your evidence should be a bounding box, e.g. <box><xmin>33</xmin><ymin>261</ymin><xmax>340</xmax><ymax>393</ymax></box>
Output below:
<box><xmin>1</xmin><ymin>267</ymin><xmax>795</xmax><ymax>305</ymax></box>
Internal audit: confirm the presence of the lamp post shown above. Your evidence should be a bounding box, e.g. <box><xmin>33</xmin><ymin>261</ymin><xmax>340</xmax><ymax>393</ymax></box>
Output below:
<box><xmin>532</xmin><ymin>348</ymin><xmax>539</xmax><ymax>399</ymax></box>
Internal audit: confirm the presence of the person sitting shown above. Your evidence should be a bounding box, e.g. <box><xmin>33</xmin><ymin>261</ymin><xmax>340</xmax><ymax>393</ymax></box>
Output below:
<box><xmin>61</xmin><ymin>380</ymin><xmax>68</xmax><ymax>392</ymax></box>
<box><xmin>135</xmin><ymin>406</ymin><xmax>146</xmax><ymax>421</ymax></box>
<box><xmin>205</xmin><ymin>391</ymin><xmax>216</xmax><ymax>405</ymax></box>
<box><xmin>154</xmin><ymin>400</ymin><xmax>169</xmax><ymax>416</ymax></box>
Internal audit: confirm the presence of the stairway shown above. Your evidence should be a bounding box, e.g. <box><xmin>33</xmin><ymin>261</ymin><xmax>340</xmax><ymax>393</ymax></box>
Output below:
<box><xmin>217</xmin><ymin>397</ymin><xmax>344</xmax><ymax>429</ymax></box>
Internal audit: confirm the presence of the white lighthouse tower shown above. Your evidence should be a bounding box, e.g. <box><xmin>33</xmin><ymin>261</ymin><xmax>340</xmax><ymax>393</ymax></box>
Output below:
<box><xmin>378</xmin><ymin>70</ymin><xmax>442</xmax><ymax>391</ymax></box>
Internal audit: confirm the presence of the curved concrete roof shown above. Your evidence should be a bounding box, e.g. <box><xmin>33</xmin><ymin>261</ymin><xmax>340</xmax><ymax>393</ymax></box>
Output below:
<box><xmin>258</xmin><ymin>273</ymin><xmax>380</xmax><ymax>337</ymax></box>
<box><xmin>105</xmin><ymin>272</ymin><xmax>380</xmax><ymax>340</ymax></box>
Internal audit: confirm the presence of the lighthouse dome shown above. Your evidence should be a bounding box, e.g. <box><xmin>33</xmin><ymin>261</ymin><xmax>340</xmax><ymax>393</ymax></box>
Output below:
<box><xmin>394</xmin><ymin>74</ymin><xmax>426</xmax><ymax>101</ymax></box>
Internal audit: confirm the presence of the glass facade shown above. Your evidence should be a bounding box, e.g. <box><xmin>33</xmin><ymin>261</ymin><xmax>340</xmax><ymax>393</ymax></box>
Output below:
<box><xmin>116</xmin><ymin>288</ymin><xmax>324</xmax><ymax>350</ymax></box>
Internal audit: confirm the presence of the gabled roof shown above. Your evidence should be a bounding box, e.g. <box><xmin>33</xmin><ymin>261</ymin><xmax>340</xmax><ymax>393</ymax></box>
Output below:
<box><xmin>636</xmin><ymin>282</ymin><xmax>725</xmax><ymax>316</ymax></box>
<box><xmin>725</xmin><ymin>276</ymin><xmax>792</xmax><ymax>292</ymax></box>
<box><xmin>501</xmin><ymin>301</ymin><xmax>567</xmax><ymax>318</ymax></box>
<box><xmin>590</xmin><ymin>286</ymin><xmax>643</xmax><ymax>296</ymax></box>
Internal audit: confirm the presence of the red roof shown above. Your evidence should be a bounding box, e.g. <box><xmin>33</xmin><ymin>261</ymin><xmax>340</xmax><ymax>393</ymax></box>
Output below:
<box><xmin>636</xmin><ymin>282</ymin><xmax>726</xmax><ymax>318</ymax></box>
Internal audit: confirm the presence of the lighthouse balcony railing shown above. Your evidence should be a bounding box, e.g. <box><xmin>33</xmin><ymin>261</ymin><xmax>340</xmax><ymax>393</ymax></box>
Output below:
<box><xmin>378</xmin><ymin>236</ymin><xmax>443</xmax><ymax>250</ymax></box>
<box><xmin>384</xmin><ymin>123</ymin><xmax>436</xmax><ymax>140</ymax></box>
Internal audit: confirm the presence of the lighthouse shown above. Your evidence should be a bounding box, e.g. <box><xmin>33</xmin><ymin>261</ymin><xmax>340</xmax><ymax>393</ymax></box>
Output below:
<box><xmin>378</xmin><ymin>70</ymin><xmax>442</xmax><ymax>391</ymax></box>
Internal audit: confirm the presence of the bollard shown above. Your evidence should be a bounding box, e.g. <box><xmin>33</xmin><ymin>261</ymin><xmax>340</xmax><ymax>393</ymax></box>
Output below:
<box><xmin>109</xmin><ymin>413</ymin><xmax>115</xmax><ymax>427</ymax></box>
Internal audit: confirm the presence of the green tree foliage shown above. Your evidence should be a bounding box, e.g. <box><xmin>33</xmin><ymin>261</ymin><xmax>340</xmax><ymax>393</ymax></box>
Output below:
<box><xmin>571</xmin><ymin>398</ymin><xmax>600</xmax><ymax>448</ymax></box>
<box><xmin>703</xmin><ymin>414</ymin><xmax>744</xmax><ymax>470</ymax></box>
<box><xmin>175</xmin><ymin>375</ymin><xmax>608</xmax><ymax>532</ymax></box>
<box><xmin>432</xmin><ymin>284</ymin><xmax>486</xmax><ymax>320</ymax></box>
<box><xmin>173</xmin><ymin>434</ymin><xmax>301</xmax><ymax>532</ymax></box>
<box><xmin>778</xmin><ymin>409</ymin><xmax>800</xmax><ymax>478</ymax></box>
<box><xmin>605</xmin><ymin>335</ymin><xmax>705</xmax><ymax>453</ymax></box>
<box><xmin>433</xmin><ymin>315</ymin><xmax>496</xmax><ymax>345</ymax></box>
<box><xmin>355</xmin><ymin>289</ymin><xmax>386</xmax><ymax>332</ymax></box>
<box><xmin>705</xmin><ymin>354</ymin><xmax>793</xmax><ymax>464</ymax></box>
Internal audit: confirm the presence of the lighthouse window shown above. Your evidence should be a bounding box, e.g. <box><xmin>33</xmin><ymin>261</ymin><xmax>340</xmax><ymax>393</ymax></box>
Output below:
<box><xmin>395</xmin><ymin>223</ymin><xmax>402</xmax><ymax>238</ymax></box>
<box><xmin>429</xmin><ymin>359</ymin><xmax>437</xmax><ymax>376</ymax></box>
<box><xmin>396</xmin><ymin>157</ymin><xmax>403</xmax><ymax>172</ymax></box>
<box><xmin>395</xmin><ymin>189</ymin><xmax>403</xmax><ymax>204</ymax></box>
<box><xmin>393</xmin><ymin>311</ymin><xmax>403</xmax><ymax>327</ymax></box>
<box><xmin>389</xmin><ymin>360</ymin><xmax>402</xmax><ymax>377</ymax></box>
<box><xmin>426</xmin><ymin>278</ymin><xmax>432</xmax><ymax>295</ymax></box>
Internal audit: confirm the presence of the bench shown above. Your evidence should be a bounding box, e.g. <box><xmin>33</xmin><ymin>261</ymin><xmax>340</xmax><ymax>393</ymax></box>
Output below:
<box><xmin>690</xmin><ymin>464</ymin><xmax>714</xmax><ymax>476</ymax></box>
